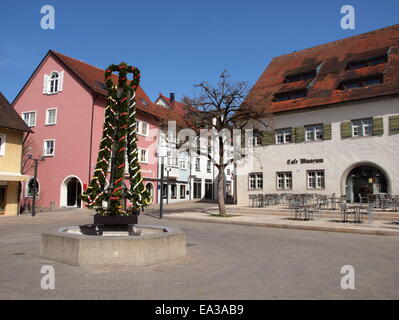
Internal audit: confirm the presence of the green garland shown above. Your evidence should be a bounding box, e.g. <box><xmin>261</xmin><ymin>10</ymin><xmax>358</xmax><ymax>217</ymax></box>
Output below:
<box><xmin>82</xmin><ymin>62</ymin><xmax>151</xmax><ymax>215</ymax></box>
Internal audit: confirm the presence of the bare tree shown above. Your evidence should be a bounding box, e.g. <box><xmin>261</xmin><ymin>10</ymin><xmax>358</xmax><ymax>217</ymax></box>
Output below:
<box><xmin>21</xmin><ymin>135</ymin><xmax>41</xmax><ymax>175</ymax></box>
<box><xmin>181</xmin><ymin>71</ymin><xmax>272</xmax><ymax>216</ymax></box>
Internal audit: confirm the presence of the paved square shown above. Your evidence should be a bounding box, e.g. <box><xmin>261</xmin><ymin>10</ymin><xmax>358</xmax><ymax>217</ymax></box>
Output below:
<box><xmin>1</xmin><ymin>203</ymin><xmax>398</xmax><ymax>299</ymax></box>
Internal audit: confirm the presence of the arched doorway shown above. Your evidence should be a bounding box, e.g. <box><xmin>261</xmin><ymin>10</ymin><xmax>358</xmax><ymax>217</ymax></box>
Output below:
<box><xmin>145</xmin><ymin>182</ymin><xmax>154</xmax><ymax>202</ymax></box>
<box><xmin>345</xmin><ymin>164</ymin><xmax>388</xmax><ymax>203</ymax></box>
<box><xmin>60</xmin><ymin>176</ymin><xmax>82</xmax><ymax>208</ymax></box>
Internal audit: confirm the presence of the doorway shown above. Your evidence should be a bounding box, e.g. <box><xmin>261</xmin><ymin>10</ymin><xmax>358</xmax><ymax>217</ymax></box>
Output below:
<box><xmin>0</xmin><ymin>185</ymin><xmax>6</xmax><ymax>215</ymax></box>
<box><xmin>205</xmin><ymin>179</ymin><xmax>213</xmax><ymax>199</ymax></box>
<box><xmin>345</xmin><ymin>164</ymin><xmax>388</xmax><ymax>203</ymax></box>
<box><xmin>145</xmin><ymin>183</ymin><xmax>154</xmax><ymax>201</ymax></box>
<box><xmin>67</xmin><ymin>178</ymin><xmax>82</xmax><ymax>207</ymax></box>
<box><xmin>193</xmin><ymin>179</ymin><xmax>202</xmax><ymax>199</ymax></box>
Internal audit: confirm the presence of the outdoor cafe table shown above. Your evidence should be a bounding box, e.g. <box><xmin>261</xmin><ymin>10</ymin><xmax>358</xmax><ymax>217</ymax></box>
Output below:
<box><xmin>348</xmin><ymin>205</ymin><xmax>365</xmax><ymax>223</ymax></box>
<box><xmin>294</xmin><ymin>204</ymin><xmax>314</xmax><ymax>221</ymax></box>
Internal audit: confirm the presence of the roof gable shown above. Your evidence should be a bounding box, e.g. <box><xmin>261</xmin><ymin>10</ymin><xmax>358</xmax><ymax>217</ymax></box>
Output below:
<box><xmin>0</xmin><ymin>92</ymin><xmax>32</xmax><ymax>132</ymax></box>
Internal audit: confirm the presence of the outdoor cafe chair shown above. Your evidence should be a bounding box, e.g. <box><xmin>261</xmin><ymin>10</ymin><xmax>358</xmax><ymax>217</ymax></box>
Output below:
<box><xmin>249</xmin><ymin>194</ymin><xmax>257</xmax><ymax>207</ymax></box>
<box><xmin>358</xmin><ymin>193</ymin><xmax>368</xmax><ymax>205</ymax></box>
<box><xmin>339</xmin><ymin>203</ymin><xmax>349</xmax><ymax>222</ymax></box>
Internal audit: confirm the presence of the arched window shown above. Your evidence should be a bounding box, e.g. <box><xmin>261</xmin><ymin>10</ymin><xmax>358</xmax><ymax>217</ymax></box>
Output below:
<box><xmin>49</xmin><ymin>72</ymin><xmax>59</xmax><ymax>93</ymax></box>
<box><xmin>26</xmin><ymin>178</ymin><xmax>40</xmax><ymax>198</ymax></box>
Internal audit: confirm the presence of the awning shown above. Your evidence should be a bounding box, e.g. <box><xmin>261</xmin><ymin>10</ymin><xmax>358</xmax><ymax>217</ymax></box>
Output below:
<box><xmin>0</xmin><ymin>172</ymin><xmax>29</xmax><ymax>182</ymax></box>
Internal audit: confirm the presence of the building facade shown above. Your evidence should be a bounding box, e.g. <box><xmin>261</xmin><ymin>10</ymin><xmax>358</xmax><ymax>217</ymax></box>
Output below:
<box><xmin>0</xmin><ymin>92</ymin><xmax>31</xmax><ymax>216</ymax></box>
<box><xmin>155</xmin><ymin>93</ymin><xmax>235</xmax><ymax>202</ymax></box>
<box><xmin>237</xmin><ymin>24</ymin><xmax>399</xmax><ymax>205</ymax></box>
<box><xmin>12</xmin><ymin>50</ymin><xmax>161</xmax><ymax>210</ymax></box>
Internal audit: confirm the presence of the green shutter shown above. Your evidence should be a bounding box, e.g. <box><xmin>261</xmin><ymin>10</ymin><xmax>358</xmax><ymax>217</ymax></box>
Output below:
<box><xmin>295</xmin><ymin>126</ymin><xmax>305</xmax><ymax>143</ymax></box>
<box><xmin>372</xmin><ymin>117</ymin><xmax>384</xmax><ymax>136</ymax></box>
<box><xmin>260</xmin><ymin>130</ymin><xmax>275</xmax><ymax>146</ymax></box>
<box><xmin>389</xmin><ymin>115</ymin><xmax>399</xmax><ymax>135</ymax></box>
<box><xmin>290</xmin><ymin>127</ymin><xmax>295</xmax><ymax>142</ymax></box>
<box><xmin>341</xmin><ymin>121</ymin><xmax>351</xmax><ymax>139</ymax></box>
<box><xmin>323</xmin><ymin>123</ymin><xmax>332</xmax><ymax>140</ymax></box>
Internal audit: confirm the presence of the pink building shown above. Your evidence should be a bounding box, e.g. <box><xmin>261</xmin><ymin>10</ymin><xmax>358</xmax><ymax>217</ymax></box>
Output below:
<box><xmin>12</xmin><ymin>50</ymin><xmax>161</xmax><ymax>209</ymax></box>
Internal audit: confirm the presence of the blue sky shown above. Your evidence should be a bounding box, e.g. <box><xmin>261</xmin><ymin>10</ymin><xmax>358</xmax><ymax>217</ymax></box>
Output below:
<box><xmin>0</xmin><ymin>0</ymin><xmax>398</xmax><ymax>103</ymax></box>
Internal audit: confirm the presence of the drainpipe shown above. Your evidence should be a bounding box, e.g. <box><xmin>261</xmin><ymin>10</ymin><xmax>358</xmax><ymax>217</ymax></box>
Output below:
<box><xmin>87</xmin><ymin>95</ymin><xmax>95</xmax><ymax>186</ymax></box>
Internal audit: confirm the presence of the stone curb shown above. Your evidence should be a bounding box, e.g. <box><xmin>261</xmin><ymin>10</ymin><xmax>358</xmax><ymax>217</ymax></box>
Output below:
<box><xmin>164</xmin><ymin>215</ymin><xmax>399</xmax><ymax>236</ymax></box>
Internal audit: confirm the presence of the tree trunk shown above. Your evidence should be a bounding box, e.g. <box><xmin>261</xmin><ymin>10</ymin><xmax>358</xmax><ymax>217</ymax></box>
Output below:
<box><xmin>217</xmin><ymin>166</ymin><xmax>227</xmax><ymax>216</ymax></box>
<box><xmin>217</xmin><ymin>135</ymin><xmax>227</xmax><ymax>216</ymax></box>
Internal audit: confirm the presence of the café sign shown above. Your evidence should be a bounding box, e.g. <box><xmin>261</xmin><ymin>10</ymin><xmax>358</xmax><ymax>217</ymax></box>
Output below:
<box><xmin>287</xmin><ymin>158</ymin><xmax>324</xmax><ymax>165</ymax></box>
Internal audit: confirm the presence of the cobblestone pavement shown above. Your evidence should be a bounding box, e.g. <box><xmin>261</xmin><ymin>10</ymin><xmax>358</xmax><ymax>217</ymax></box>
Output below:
<box><xmin>0</xmin><ymin>202</ymin><xmax>398</xmax><ymax>299</ymax></box>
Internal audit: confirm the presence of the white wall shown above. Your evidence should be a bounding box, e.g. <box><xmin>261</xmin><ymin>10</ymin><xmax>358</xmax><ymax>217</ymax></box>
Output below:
<box><xmin>236</xmin><ymin>97</ymin><xmax>399</xmax><ymax>205</ymax></box>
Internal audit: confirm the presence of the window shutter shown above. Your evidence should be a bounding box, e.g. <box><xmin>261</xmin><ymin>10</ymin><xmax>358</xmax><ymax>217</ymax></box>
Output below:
<box><xmin>290</xmin><ymin>128</ymin><xmax>295</xmax><ymax>142</ymax></box>
<box><xmin>43</xmin><ymin>74</ymin><xmax>49</xmax><ymax>94</ymax></box>
<box><xmin>389</xmin><ymin>115</ymin><xmax>399</xmax><ymax>135</ymax></box>
<box><xmin>58</xmin><ymin>71</ymin><xmax>64</xmax><ymax>92</ymax></box>
<box><xmin>341</xmin><ymin>121</ymin><xmax>351</xmax><ymax>139</ymax></box>
<box><xmin>260</xmin><ymin>130</ymin><xmax>275</xmax><ymax>146</ymax></box>
<box><xmin>372</xmin><ymin>117</ymin><xmax>383</xmax><ymax>136</ymax></box>
<box><xmin>323</xmin><ymin>123</ymin><xmax>332</xmax><ymax>140</ymax></box>
<box><xmin>295</xmin><ymin>126</ymin><xmax>305</xmax><ymax>143</ymax></box>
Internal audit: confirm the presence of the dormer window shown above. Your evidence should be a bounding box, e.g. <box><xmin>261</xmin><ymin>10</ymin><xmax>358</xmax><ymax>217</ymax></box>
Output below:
<box><xmin>273</xmin><ymin>89</ymin><xmax>307</xmax><ymax>102</ymax></box>
<box><xmin>346</xmin><ymin>54</ymin><xmax>388</xmax><ymax>70</ymax></box>
<box><xmin>339</xmin><ymin>74</ymin><xmax>383</xmax><ymax>90</ymax></box>
<box><xmin>140</xmin><ymin>98</ymin><xmax>149</xmax><ymax>106</ymax></box>
<box><xmin>284</xmin><ymin>71</ymin><xmax>316</xmax><ymax>83</ymax></box>
<box><xmin>43</xmin><ymin>71</ymin><xmax>64</xmax><ymax>94</ymax></box>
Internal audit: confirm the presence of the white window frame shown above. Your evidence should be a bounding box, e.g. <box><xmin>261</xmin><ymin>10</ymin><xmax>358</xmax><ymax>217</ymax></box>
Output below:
<box><xmin>305</xmin><ymin>125</ymin><xmax>323</xmax><ymax>141</ymax></box>
<box><xmin>352</xmin><ymin>118</ymin><xmax>372</xmax><ymax>137</ymax></box>
<box><xmin>44</xmin><ymin>71</ymin><xmax>64</xmax><ymax>95</ymax></box>
<box><xmin>43</xmin><ymin>139</ymin><xmax>55</xmax><ymax>157</ymax></box>
<box><xmin>179</xmin><ymin>160</ymin><xmax>186</xmax><ymax>169</ymax></box>
<box><xmin>276</xmin><ymin>128</ymin><xmax>292</xmax><ymax>144</ymax></box>
<box><xmin>22</xmin><ymin>111</ymin><xmax>37</xmax><ymax>127</ymax></box>
<box><xmin>138</xmin><ymin>148</ymin><xmax>148</xmax><ymax>163</ymax></box>
<box><xmin>249</xmin><ymin>173</ymin><xmax>263</xmax><ymax>190</ymax></box>
<box><xmin>136</xmin><ymin>120</ymin><xmax>149</xmax><ymax>136</ymax></box>
<box><xmin>45</xmin><ymin>108</ymin><xmax>57</xmax><ymax>125</ymax></box>
<box><xmin>195</xmin><ymin>158</ymin><xmax>200</xmax><ymax>171</ymax></box>
<box><xmin>307</xmin><ymin>170</ymin><xmax>325</xmax><ymax>189</ymax></box>
<box><xmin>0</xmin><ymin>134</ymin><xmax>6</xmax><ymax>156</ymax></box>
<box><xmin>276</xmin><ymin>172</ymin><xmax>292</xmax><ymax>190</ymax></box>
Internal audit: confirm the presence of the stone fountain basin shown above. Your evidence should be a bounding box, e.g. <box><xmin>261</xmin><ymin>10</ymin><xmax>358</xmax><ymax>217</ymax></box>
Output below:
<box><xmin>40</xmin><ymin>225</ymin><xmax>186</xmax><ymax>267</ymax></box>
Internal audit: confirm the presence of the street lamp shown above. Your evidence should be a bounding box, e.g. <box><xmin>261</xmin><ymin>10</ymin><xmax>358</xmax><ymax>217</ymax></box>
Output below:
<box><xmin>27</xmin><ymin>154</ymin><xmax>45</xmax><ymax>217</ymax></box>
<box><xmin>165</xmin><ymin>167</ymin><xmax>172</xmax><ymax>204</ymax></box>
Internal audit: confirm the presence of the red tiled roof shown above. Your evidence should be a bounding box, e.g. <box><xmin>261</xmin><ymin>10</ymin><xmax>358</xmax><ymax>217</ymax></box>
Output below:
<box><xmin>156</xmin><ymin>93</ymin><xmax>187</xmax><ymax>116</ymax></box>
<box><xmin>247</xmin><ymin>24</ymin><xmax>399</xmax><ymax>114</ymax></box>
<box><xmin>50</xmin><ymin>50</ymin><xmax>163</xmax><ymax>119</ymax></box>
<box><xmin>0</xmin><ymin>92</ymin><xmax>32</xmax><ymax>132</ymax></box>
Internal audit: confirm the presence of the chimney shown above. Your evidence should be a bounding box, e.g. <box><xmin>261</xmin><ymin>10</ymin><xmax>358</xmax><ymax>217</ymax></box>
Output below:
<box><xmin>170</xmin><ymin>93</ymin><xmax>175</xmax><ymax>105</ymax></box>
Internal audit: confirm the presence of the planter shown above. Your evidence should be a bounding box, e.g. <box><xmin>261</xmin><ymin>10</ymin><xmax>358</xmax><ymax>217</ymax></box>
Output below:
<box><xmin>93</xmin><ymin>214</ymin><xmax>138</xmax><ymax>226</ymax></box>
